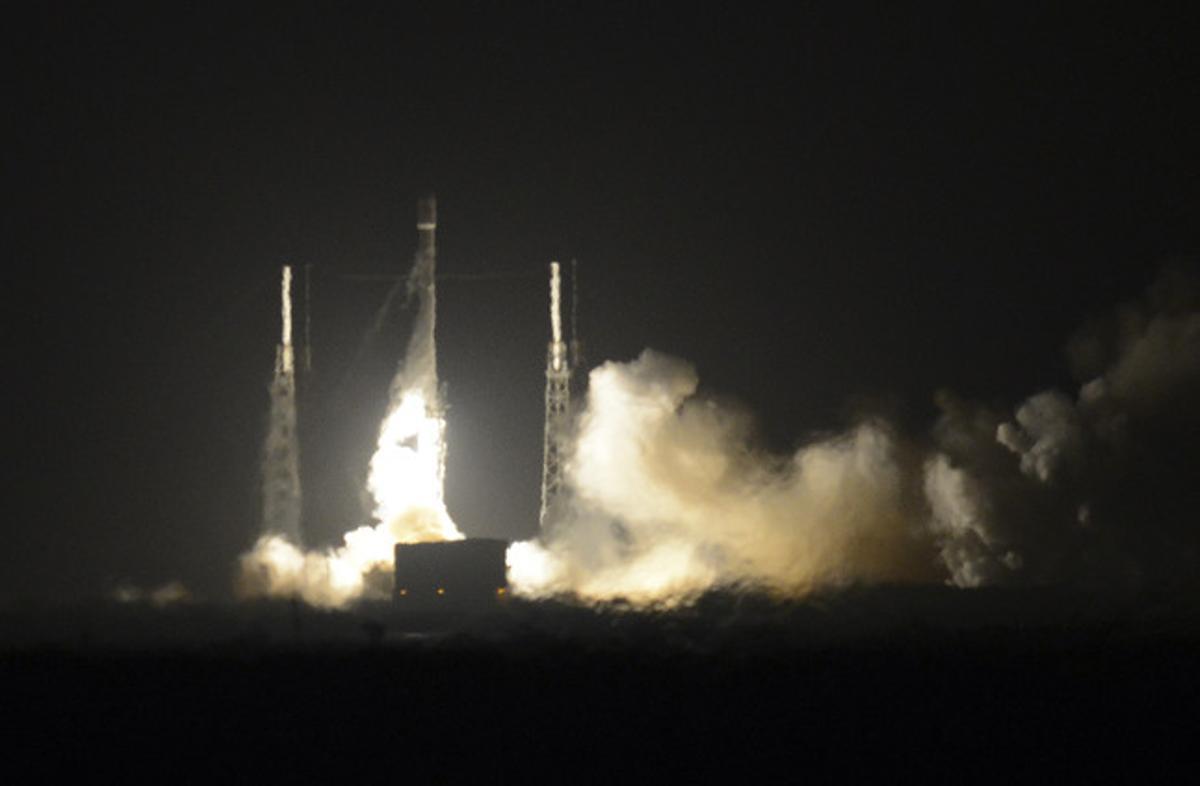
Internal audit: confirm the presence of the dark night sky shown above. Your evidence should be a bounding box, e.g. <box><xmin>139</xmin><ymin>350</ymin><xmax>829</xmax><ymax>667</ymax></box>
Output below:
<box><xmin>6</xmin><ymin>3</ymin><xmax>1197</xmax><ymax>602</ymax></box>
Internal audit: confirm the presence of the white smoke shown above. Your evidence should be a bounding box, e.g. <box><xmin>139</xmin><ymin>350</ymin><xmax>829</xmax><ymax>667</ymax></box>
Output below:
<box><xmin>996</xmin><ymin>391</ymin><xmax>1083</xmax><ymax>483</ymax></box>
<box><xmin>922</xmin><ymin>451</ymin><xmax>1024</xmax><ymax>587</ymax></box>
<box><xmin>513</xmin><ymin>267</ymin><xmax>1200</xmax><ymax>602</ymax></box>
<box><xmin>509</xmin><ymin>350</ymin><xmax>937</xmax><ymax>605</ymax></box>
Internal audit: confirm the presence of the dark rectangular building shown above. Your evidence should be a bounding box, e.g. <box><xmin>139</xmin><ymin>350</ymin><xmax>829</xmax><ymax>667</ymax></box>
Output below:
<box><xmin>393</xmin><ymin>538</ymin><xmax>509</xmax><ymax>610</ymax></box>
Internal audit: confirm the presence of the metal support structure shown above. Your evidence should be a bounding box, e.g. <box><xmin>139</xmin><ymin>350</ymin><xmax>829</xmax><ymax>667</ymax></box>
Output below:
<box><xmin>540</xmin><ymin>261</ymin><xmax>572</xmax><ymax>530</ymax></box>
<box><xmin>263</xmin><ymin>264</ymin><xmax>303</xmax><ymax>544</ymax></box>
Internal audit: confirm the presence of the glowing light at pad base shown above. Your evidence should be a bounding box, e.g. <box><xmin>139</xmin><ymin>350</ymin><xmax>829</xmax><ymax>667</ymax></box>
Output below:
<box><xmin>238</xmin><ymin>196</ymin><xmax>462</xmax><ymax>608</ymax></box>
<box><xmin>239</xmin><ymin>388</ymin><xmax>461</xmax><ymax>608</ymax></box>
<box><xmin>367</xmin><ymin>389</ymin><xmax>461</xmax><ymax>543</ymax></box>
<box><xmin>505</xmin><ymin>538</ymin><xmax>721</xmax><ymax>607</ymax></box>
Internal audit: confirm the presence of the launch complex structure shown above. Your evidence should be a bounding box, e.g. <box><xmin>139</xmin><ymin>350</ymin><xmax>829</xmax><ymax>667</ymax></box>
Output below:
<box><xmin>262</xmin><ymin>265</ymin><xmax>303</xmax><ymax>545</ymax></box>
<box><xmin>539</xmin><ymin>259</ymin><xmax>574</xmax><ymax>530</ymax></box>
<box><xmin>396</xmin><ymin>195</ymin><xmax>583</xmax><ymax>536</ymax></box>
<box><xmin>392</xmin><ymin>196</ymin><xmax>583</xmax><ymax>606</ymax></box>
<box><xmin>399</xmin><ymin>194</ymin><xmax>582</xmax><ymax>535</ymax></box>
<box><xmin>261</xmin><ymin>195</ymin><xmax>582</xmax><ymax>606</ymax></box>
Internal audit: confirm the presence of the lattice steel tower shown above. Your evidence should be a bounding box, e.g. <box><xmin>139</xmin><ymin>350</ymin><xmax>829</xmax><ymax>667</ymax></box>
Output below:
<box><xmin>540</xmin><ymin>261</ymin><xmax>572</xmax><ymax>530</ymax></box>
<box><xmin>262</xmin><ymin>265</ymin><xmax>303</xmax><ymax>544</ymax></box>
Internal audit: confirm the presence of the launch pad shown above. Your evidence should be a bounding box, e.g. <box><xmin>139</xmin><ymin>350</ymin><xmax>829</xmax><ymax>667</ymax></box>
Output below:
<box><xmin>393</xmin><ymin>538</ymin><xmax>509</xmax><ymax>610</ymax></box>
<box><xmin>246</xmin><ymin>195</ymin><xmax>580</xmax><ymax>608</ymax></box>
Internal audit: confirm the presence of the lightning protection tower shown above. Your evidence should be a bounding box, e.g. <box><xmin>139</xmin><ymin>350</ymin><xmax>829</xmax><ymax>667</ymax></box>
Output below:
<box><xmin>262</xmin><ymin>264</ymin><xmax>303</xmax><ymax>545</ymax></box>
<box><xmin>540</xmin><ymin>261</ymin><xmax>572</xmax><ymax>530</ymax></box>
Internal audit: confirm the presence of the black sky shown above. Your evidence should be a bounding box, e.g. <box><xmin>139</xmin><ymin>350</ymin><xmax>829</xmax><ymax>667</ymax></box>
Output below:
<box><xmin>6</xmin><ymin>3</ymin><xmax>1198</xmax><ymax>602</ymax></box>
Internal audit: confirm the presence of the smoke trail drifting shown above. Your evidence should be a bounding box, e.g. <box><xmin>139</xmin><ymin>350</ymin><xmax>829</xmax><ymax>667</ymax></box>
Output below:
<box><xmin>925</xmin><ymin>266</ymin><xmax>1200</xmax><ymax>587</ymax></box>
<box><xmin>511</xmin><ymin>267</ymin><xmax>1200</xmax><ymax>604</ymax></box>
<box><xmin>239</xmin><ymin>198</ymin><xmax>461</xmax><ymax>607</ymax></box>
<box><xmin>260</xmin><ymin>265</ymin><xmax>303</xmax><ymax>544</ymax></box>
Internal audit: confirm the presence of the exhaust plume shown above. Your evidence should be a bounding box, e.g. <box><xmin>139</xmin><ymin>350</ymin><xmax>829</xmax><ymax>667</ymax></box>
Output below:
<box><xmin>240</xmin><ymin>197</ymin><xmax>462</xmax><ymax>608</ymax></box>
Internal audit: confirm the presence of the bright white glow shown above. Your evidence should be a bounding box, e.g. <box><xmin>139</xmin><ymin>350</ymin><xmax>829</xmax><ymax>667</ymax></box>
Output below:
<box><xmin>240</xmin><ymin>387</ymin><xmax>462</xmax><ymax>607</ymax></box>
<box><xmin>550</xmin><ymin>261</ymin><xmax>564</xmax><ymax>371</ymax></box>
<box><xmin>279</xmin><ymin>265</ymin><xmax>294</xmax><ymax>374</ymax></box>
<box><xmin>367</xmin><ymin>389</ymin><xmax>459</xmax><ymax>538</ymax></box>
<box><xmin>281</xmin><ymin>266</ymin><xmax>293</xmax><ymax>346</ymax></box>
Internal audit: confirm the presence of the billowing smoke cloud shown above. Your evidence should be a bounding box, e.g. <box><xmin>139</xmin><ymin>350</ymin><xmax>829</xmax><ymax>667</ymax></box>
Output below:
<box><xmin>512</xmin><ymin>267</ymin><xmax>1200</xmax><ymax>603</ymax></box>
<box><xmin>239</xmin><ymin>212</ymin><xmax>462</xmax><ymax>608</ymax></box>
<box><xmin>509</xmin><ymin>350</ymin><xmax>939</xmax><ymax>604</ymax></box>
<box><xmin>926</xmin><ymin>266</ymin><xmax>1200</xmax><ymax>587</ymax></box>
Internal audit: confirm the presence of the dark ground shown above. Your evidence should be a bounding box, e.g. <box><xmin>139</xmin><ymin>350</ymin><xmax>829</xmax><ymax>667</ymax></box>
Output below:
<box><xmin>2</xmin><ymin>587</ymin><xmax>1197</xmax><ymax>780</ymax></box>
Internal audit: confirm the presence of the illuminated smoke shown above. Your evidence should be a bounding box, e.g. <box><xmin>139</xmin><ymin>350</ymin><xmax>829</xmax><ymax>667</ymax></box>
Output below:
<box><xmin>511</xmin><ymin>267</ymin><xmax>1200</xmax><ymax>603</ymax></box>
<box><xmin>239</xmin><ymin>209</ymin><xmax>462</xmax><ymax>608</ymax></box>
<box><xmin>366</xmin><ymin>195</ymin><xmax>459</xmax><ymax>544</ymax></box>
<box><xmin>508</xmin><ymin>350</ymin><xmax>937</xmax><ymax>605</ymax></box>
<box><xmin>260</xmin><ymin>265</ymin><xmax>303</xmax><ymax>544</ymax></box>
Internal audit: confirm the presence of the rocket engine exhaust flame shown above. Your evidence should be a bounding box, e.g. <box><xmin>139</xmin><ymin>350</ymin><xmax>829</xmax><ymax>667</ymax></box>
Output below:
<box><xmin>239</xmin><ymin>197</ymin><xmax>462</xmax><ymax>608</ymax></box>
<box><xmin>367</xmin><ymin>195</ymin><xmax>459</xmax><ymax>542</ymax></box>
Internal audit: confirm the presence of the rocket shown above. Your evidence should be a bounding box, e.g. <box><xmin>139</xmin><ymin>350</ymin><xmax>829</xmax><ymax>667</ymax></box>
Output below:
<box><xmin>396</xmin><ymin>194</ymin><xmax>441</xmax><ymax>408</ymax></box>
<box><xmin>417</xmin><ymin>194</ymin><xmax>437</xmax><ymax>255</ymax></box>
<box><xmin>409</xmin><ymin>194</ymin><xmax>437</xmax><ymax>318</ymax></box>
